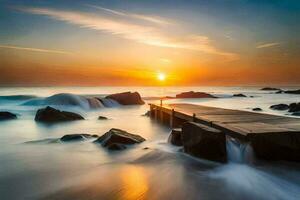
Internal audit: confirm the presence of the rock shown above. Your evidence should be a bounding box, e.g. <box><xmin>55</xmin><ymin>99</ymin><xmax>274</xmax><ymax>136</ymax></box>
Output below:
<box><xmin>107</xmin><ymin>143</ymin><xmax>127</xmax><ymax>150</ymax></box>
<box><xmin>176</xmin><ymin>91</ymin><xmax>216</xmax><ymax>98</ymax></box>
<box><xmin>248</xmin><ymin>132</ymin><xmax>300</xmax><ymax>162</ymax></box>
<box><xmin>292</xmin><ymin>112</ymin><xmax>300</xmax><ymax>116</ymax></box>
<box><xmin>261</xmin><ymin>87</ymin><xmax>281</xmax><ymax>91</ymax></box>
<box><xmin>252</xmin><ymin>108</ymin><xmax>262</xmax><ymax>111</ymax></box>
<box><xmin>142</xmin><ymin>111</ymin><xmax>150</xmax><ymax>117</ymax></box>
<box><xmin>98</xmin><ymin>116</ymin><xmax>108</xmax><ymax>120</ymax></box>
<box><xmin>233</xmin><ymin>93</ymin><xmax>247</xmax><ymax>97</ymax></box>
<box><xmin>181</xmin><ymin>122</ymin><xmax>227</xmax><ymax>163</ymax></box>
<box><xmin>60</xmin><ymin>134</ymin><xmax>97</xmax><ymax>142</ymax></box>
<box><xmin>270</xmin><ymin>104</ymin><xmax>289</xmax><ymax>111</ymax></box>
<box><xmin>35</xmin><ymin>106</ymin><xmax>84</xmax><ymax>122</ymax></box>
<box><xmin>105</xmin><ymin>92</ymin><xmax>144</xmax><ymax>105</ymax></box>
<box><xmin>284</xmin><ymin>89</ymin><xmax>300</xmax><ymax>94</ymax></box>
<box><xmin>0</xmin><ymin>112</ymin><xmax>17</xmax><ymax>120</ymax></box>
<box><xmin>288</xmin><ymin>103</ymin><xmax>300</xmax><ymax>113</ymax></box>
<box><xmin>275</xmin><ymin>90</ymin><xmax>283</xmax><ymax>94</ymax></box>
<box><xmin>94</xmin><ymin>128</ymin><xmax>146</xmax><ymax>149</ymax></box>
<box><xmin>168</xmin><ymin>128</ymin><xmax>183</xmax><ymax>146</ymax></box>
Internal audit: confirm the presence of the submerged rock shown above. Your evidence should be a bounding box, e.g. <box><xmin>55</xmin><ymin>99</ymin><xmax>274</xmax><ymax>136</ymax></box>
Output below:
<box><xmin>142</xmin><ymin>111</ymin><xmax>150</xmax><ymax>117</ymax></box>
<box><xmin>0</xmin><ymin>112</ymin><xmax>17</xmax><ymax>120</ymax></box>
<box><xmin>284</xmin><ymin>89</ymin><xmax>300</xmax><ymax>94</ymax></box>
<box><xmin>105</xmin><ymin>92</ymin><xmax>144</xmax><ymax>105</ymax></box>
<box><xmin>176</xmin><ymin>91</ymin><xmax>216</xmax><ymax>98</ymax></box>
<box><xmin>94</xmin><ymin>128</ymin><xmax>146</xmax><ymax>150</ymax></box>
<box><xmin>60</xmin><ymin>134</ymin><xmax>98</xmax><ymax>142</ymax></box>
<box><xmin>182</xmin><ymin>122</ymin><xmax>227</xmax><ymax>163</ymax></box>
<box><xmin>248</xmin><ymin>132</ymin><xmax>300</xmax><ymax>162</ymax></box>
<box><xmin>233</xmin><ymin>93</ymin><xmax>247</xmax><ymax>97</ymax></box>
<box><xmin>270</xmin><ymin>104</ymin><xmax>289</xmax><ymax>111</ymax></box>
<box><xmin>35</xmin><ymin>106</ymin><xmax>84</xmax><ymax>122</ymax></box>
<box><xmin>252</xmin><ymin>108</ymin><xmax>262</xmax><ymax>111</ymax></box>
<box><xmin>261</xmin><ymin>87</ymin><xmax>281</xmax><ymax>91</ymax></box>
<box><xmin>98</xmin><ymin>116</ymin><xmax>108</xmax><ymax>120</ymax></box>
<box><xmin>107</xmin><ymin>143</ymin><xmax>127</xmax><ymax>150</ymax></box>
<box><xmin>168</xmin><ymin>128</ymin><xmax>183</xmax><ymax>146</ymax></box>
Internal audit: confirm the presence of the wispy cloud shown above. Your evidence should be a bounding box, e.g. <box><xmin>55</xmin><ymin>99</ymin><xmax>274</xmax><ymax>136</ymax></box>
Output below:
<box><xmin>0</xmin><ymin>44</ymin><xmax>71</xmax><ymax>54</ymax></box>
<box><xmin>15</xmin><ymin>6</ymin><xmax>238</xmax><ymax>60</ymax></box>
<box><xmin>256</xmin><ymin>42</ymin><xmax>280</xmax><ymax>49</ymax></box>
<box><xmin>89</xmin><ymin>5</ymin><xmax>171</xmax><ymax>25</ymax></box>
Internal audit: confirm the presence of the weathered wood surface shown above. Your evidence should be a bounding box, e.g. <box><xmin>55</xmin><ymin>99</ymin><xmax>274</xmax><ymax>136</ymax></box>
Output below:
<box><xmin>149</xmin><ymin>103</ymin><xmax>300</xmax><ymax>140</ymax></box>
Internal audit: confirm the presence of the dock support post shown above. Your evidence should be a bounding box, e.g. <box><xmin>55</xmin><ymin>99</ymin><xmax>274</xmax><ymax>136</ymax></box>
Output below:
<box><xmin>170</xmin><ymin>109</ymin><xmax>174</xmax><ymax>128</ymax></box>
<box><xmin>193</xmin><ymin>113</ymin><xmax>196</xmax><ymax>122</ymax></box>
<box><xmin>155</xmin><ymin>107</ymin><xmax>158</xmax><ymax>121</ymax></box>
<box><xmin>160</xmin><ymin>106</ymin><xmax>163</xmax><ymax>123</ymax></box>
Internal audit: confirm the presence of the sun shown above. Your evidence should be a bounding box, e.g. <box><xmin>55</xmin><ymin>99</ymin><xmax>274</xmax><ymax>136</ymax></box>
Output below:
<box><xmin>157</xmin><ymin>72</ymin><xmax>166</xmax><ymax>81</ymax></box>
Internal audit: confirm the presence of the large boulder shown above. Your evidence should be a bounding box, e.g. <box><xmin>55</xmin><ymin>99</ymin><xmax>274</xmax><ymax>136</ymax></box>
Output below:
<box><xmin>176</xmin><ymin>91</ymin><xmax>216</xmax><ymax>98</ymax></box>
<box><xmin>35</xmin><ymin>106</ymin><xmax>84</xmax><ymax>122</ymax></box>
<box><xmin>261</xmin><ymin>87</ymin><xmax>281</xmax><ymax>91</ymax></box>
<box><xmin>248</xmin><ymin>132</ymin><xmax>300</xmax><ymax>162</ymax></box>
<box><xmin>105</xmin><ymin>92</ymin><xmax>144</xmax><ymax>105</ymax></box>
<box><xmin>285</xmin><ymin>89</ymin><xmax>300</xmax><ymax>94</ymax></box>
<box><xmin>181</xmin><ymin>122</ymin><xmax>227</xmax><ymax>163</ymax></box>
<box><xmin>60</xmin><ymin>134</ymin><xmax>98</xmax><ymax>142</ymax></box>
<box><xmin>0</xmin><ymin>111</ymin><xmax>17</xmax><ymax>120</ymax></box>
<box><xmin>94</xmin><ymin>128</ymin><xmax>146</xmax><ymax>149</ymax></box>
<box><xmin>288</xmin><ymin>103</ymin><xmax>300</xmax><ymax>113</ymax></box>
<box><xmin>168</xmin><ymin>128</ymin><xmax>183</xmax><ymax>146</ymax></box>
<box><xmin>233</xmin><ymin>93</ymin><xmax>247</xmax><ymax>97</ymax></box>
<box><xmin>270</xmin><ymin>104</ymin><xmax>289</xmax><ymax>111</ymax></box>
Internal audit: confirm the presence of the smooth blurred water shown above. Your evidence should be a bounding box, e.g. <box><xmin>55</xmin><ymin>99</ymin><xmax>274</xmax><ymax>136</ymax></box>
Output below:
<box><xmin>0</xmin><ymin>86</ymin><xmax>300</xmax><ymax>200</ymax></box>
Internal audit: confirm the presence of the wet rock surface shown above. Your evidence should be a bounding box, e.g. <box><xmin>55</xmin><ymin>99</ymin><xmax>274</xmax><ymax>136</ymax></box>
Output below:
<box><xmin>261</xmin><ymin>87</ymin><xmax>281</xmax><ymax>91</ymax></box>
<box><xmin>252</xmin><ymin>108</ymin><xmax>262</xmax><ymax>111</ymax></box>
<box><xmin>270</xmin><ymin>104</ymin><xmax>289</xmax><ymax>111</ymax></box>
<box><xmin>182</xmin><ymin>122</ymin><xmax>227</xmax><ymax>163</ymax></box>
<box><xmin>0</xmin><ymin>112</ymin><xmax>17</xmax><ymax>120</ymax></box>
<box><xmin>98</xmin><ymin>116</ymin><xmax>108</xmax><ymax>120</ymax></box>
<box><xmin>284</xmin><ymin>89</ymin><xmax>300</xmax><ymax>94</ymax></box>
<box><xmin>176</xmin><ymin>91</ymin><xmax>216</xmax><ymax>98</ymax></box>
<box><xmin>94</xmin><ymin>128</ymin><xmax>146</xmax><ymax>150</ymax></box>
<box><xmin>233</xmin><ymin>93</ymin><xmax>247</xmax><ymax>97</ymax></box>
<box><xmin>105</xmin><ymin>92</ymin><xmax>144</xmax><ymax>105</ymax></box>
<box><xmin>168</xmin><ymin>128</ymin><xmax>183</xmax><ymax>146</ymax></box>
<box><xmin>35</xmin><ymin>106</ymin><xmax>84</xmax><ymax>122</ymax></box>
<box><xmin>60</xmin><ymin>134</ymin><xmax>98</xmax><ymax>142</ymax></box>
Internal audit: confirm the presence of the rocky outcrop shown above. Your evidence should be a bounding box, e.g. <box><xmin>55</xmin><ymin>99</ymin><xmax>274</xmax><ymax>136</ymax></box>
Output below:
<box><xmin>35</xmin><ymin>106</ymin><xmax>84</xmax><ymax>122</ymax></box>
<box><xmin>176</xmin><ymin>91</ymin><xmax>216</xmax><ymax>98</ymax></box>
<box><xmin>107</xmin><ymin>143</ymin><xmax>127</xmax><ymax>150</ymax></box>
<box><xmin>94</xmin><ymin>128</ymin><xmax>145</xmax><ymax>150</ymax></box>
<box><xmin>233</xmin><ymin>93</ymin><xmax>247</xmax><ymax>97</ymax></box>
<box><xmin>252</xmin><ymin>108</ymin><xmax>262</xmax><ymax>111</ymax></box>
<box><xmin>270</xmin><ymin>104</ymin><xmax>289</xmax><ymax>111</ymax></box>
<box><xmin>60</xmin><ymin>134</ymin><xmax>98</xmax><ymax>142</ymax></box>
<box><xmin>284</xmin><ymin>89</ymin><xmax>300</xmax><ymax>94</ymax></box>
<box><xmin>168</xmin><ymin>128</ymin><xmax>183</xmax><ymax>146</ymax></box>
<box><xmin>105</xmin><ymin>92</ymin><xmax>144</xmax><ymax>105</ymax></box>
<box><xmin>261</xmin><ymin>87</ymin><xmax>281</xmax><ymax>91</ymax></box>
<box><xmin>0</xmin><ymin>112</ymin><xmax>17</xmax><ymax>120</ymax></box>
<box><xmin>98</xmin><ymin>116</ymin><xmax>108</xmax><ymax>120</ymax></box>
<box><xmin>288</xmin><ymin>103</ymin><xmax>300</xmax><ymax>113</ymax></box>
<box><xmin>248</xmin><ymin>132</ymin><xmax>300</xmax><ymax>162</ymax></box>
<box><xmin>181</xmin><ymin>122</ymin><xmax>227</xmax><ymax>163</ymax></box>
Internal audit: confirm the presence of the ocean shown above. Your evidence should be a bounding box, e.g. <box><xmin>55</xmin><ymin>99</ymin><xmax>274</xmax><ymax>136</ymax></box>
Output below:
<box><xmin>0</xmin><ymin>86</ymin><xmax>300</xmax><ymax>200</ymax></box>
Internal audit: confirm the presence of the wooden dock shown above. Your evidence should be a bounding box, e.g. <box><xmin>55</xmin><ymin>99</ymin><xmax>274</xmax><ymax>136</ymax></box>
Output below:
<box><xmin>149</xmin><ymin>103</ymin><xmax>300</xmax><ymax>140</ymax></box>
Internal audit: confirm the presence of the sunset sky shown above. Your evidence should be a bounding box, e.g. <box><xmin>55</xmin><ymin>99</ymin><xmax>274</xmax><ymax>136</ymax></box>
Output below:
<box><xmin>0</xmin><ymin>0</ymin><xmax>299</xmax><ymax>86</ymax></box>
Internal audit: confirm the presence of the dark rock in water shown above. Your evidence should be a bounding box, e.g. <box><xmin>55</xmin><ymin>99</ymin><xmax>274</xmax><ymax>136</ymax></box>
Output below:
<box><xmin>168</xmin><ymin>128</ymin><xmax>183</xmax><ymax>146</ymax></box>
<box><xmin>284</xmin><ymin>89</ymin><xmax>300</xmax><ymax>94</ymax></box>
<box><xmin>252</xmin><ymin>108</ymin><xmax>262</xmax><ymax>111</ymax></box>
<box><xmin>270</xmin><ymin>104</ymin><xmax>289</xmax><ymax>111</ymax></box>
<box><xmin>292</xmin><ymin>112</ymin><xmax>300</xmax><ymax>116</ymax></box>
<box><xmin>105</xmin><ymin>92</ymin><xmax>144</xmax><ymax>105</ymax></box>
<box><xmin>288</xmin><ymin>103</ymin><xmax>300</xmax><ymax>113</ymax></box>
<box><xmin>176</xmin><ymin>91</ymin><xmax>216</xmax><ymax>98</ymax></box>
<box><xmin>143</xmin><ymin>147</ymin><xmax>150</xmax><ymax>150</ymax></box>
<box><xmin>98</xmin><ymin>116</ymin><xmax>108</xmax><ymax>120</ymax></box>
<box><xmin>35</xmin><ymin>106</ymin><xmax>84</xmax><ymax>122</ymax></box>
<box><xmin>107</xmin><ymin>143</ymin><xmax>127</xmax><ymax>150</ymax></box>
<box><xmin>182</xmin><ymin>122</ymin><xmax>227</xmax><ymax>163</ymax></box>
<box><xmin>275</xmin><ymin>90</ymin><xmax>283</xmax><ymax>94</ymax></box>
<box><xmin>248</xmin><ymin>132</ymin><xmax>300</xmax><ymax>162</ymax></box>
<box><xmin>0</xmin><ymin>112</ymin><xmax>17</xmax><ymax>120</ymax></box>
<box><xmin>142</xmin><ymin>111</ymin><xmax>150</xmax><ymax>117</ymax></box>
<box><xmin>60</xmin><ymin>134</ymin><xmax>97</xmax><ymax>142</ymax></box>
<box><xmin>233</xmin><ymin>93</ymin><xmax>247</xmax><ymax>97</ymax></box>
<box><xmin>261</xmin><ymin>87</ymin><xmax>281</xmax><ymax>91</ymax></box>
<box><xmin>94</xmin><ymin>128</ymin><xmax>146</xmax><ymax>150</ymax></box>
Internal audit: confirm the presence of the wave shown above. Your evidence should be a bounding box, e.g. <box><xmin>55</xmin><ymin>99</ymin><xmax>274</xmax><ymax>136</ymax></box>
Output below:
<box><xmin>22</xmin><ymin>93</ymin><xmax>120</xmax><ymax>110</ymax></box>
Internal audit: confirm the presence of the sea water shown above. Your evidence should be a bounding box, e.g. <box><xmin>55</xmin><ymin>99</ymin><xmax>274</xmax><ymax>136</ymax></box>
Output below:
<box><xmin>0</xmin><ymin>86</ymin><xmax>300</xmax><ymax>200</ymax></box>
